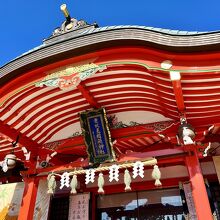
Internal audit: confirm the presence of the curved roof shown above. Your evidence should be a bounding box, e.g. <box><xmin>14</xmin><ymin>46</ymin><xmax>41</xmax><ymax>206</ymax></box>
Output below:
<box><xmin>0</xmin><ymin>24</ymin><xmax>220</xmax><ymax>166</ymax></box>
<box><xmin>1</xmin><ymin>25</ymin><xmax>220</xmax><ymax>82</ymax></box>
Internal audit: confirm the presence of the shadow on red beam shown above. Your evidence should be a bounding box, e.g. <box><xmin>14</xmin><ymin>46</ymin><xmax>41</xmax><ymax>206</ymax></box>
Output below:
<box><xmin>202</xmin><ymin>134</ymin><xmax>220</xmax><ymax>143</ymax></box>
<box><xmin>55</xmin><ymin>136</ymin><xmax>84</xmax><ymax>151</ymax></box>
<box><xmin>36</xmin><ymin>158</ymin><xmax>89</xmax><ymax>175</ymax></box>
<box><xmin>157</xmin><ymin>153</ymin><xmax>186</xmax><ymax>165</ymax></box>
<box><xmin>119</xmin><ymin>147</ymin><xmax>185</xmax><ymax>162</ymax></box>
<box><xmin>140</xmin><ymin>142</ymin><xmax>181</xmax><ymax>152</ymax></box>
<box><xmin>110</xmin><ymin>121</ymin><xmax>177</xmax><ymax>139</ymax></box>
<box><xmin>189</xmin><ymin>118</ymin><xmax>220</xmax><ymax>128</ymax></box>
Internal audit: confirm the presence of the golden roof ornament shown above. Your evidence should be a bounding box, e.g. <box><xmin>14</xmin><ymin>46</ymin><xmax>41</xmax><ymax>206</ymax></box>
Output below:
<box><xmin>51</xmin><ymin>4</ymin><xmax>98</xmax><ymax>37</ymax></box>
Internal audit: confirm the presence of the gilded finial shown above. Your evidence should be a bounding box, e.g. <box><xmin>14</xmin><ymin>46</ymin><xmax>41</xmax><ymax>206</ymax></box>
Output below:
<box><xmin>46</xmin><ymin>3</ymin><xmax>97</xmax><ymax>40</ymax></box>
<box><xmin>60</xmin><ymin>4</ymin><xmax>71</xmax><ymax>24</ymax></box>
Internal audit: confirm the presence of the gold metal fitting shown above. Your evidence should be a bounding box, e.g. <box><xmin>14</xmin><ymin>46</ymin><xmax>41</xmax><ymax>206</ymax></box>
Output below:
<box><xmin>60</xmin><ymin>4</ymin><xmax>70</xmax><ymax>18</ymax></box>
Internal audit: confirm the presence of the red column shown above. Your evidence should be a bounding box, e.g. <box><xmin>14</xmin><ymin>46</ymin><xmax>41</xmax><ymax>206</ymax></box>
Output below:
<box><xmin>18</xmin><ymin>177</ymin><xmax>39</xmax><ymax>220</ymax></box>
<box><xmin>185</xmin><ymin>147</ymin><xmax>213</xmax><ymax>220</ymax></box>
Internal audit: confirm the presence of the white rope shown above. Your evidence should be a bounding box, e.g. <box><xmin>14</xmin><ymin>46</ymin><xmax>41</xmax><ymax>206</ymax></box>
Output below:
<box><xmin>50</xmin><ymin>157</ymin><xmax>157</xmax><ymax>177</ymax></box>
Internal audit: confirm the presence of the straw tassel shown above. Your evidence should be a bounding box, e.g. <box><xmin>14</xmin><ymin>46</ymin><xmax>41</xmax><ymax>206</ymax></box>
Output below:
<box><xmin>98</xmin><ymin>173</ymin><xmax>105</xmax><ymax>194</ymax></box>
<box><xmin>152</xmin><ymin>165</ymin><xmax>162</xmax><ymax>186</ymax></box>
<box><xmin>47</xmin><ymin>174</ymin><xmax>56</xmax><ymax>194</ymax></box>
<box><xmin>124</xmin><ymin>169</ymin><xmax>131</xmax><ymax>191</ymax></box>
<box><xmin>70</xmin><ymin>174</ymin><xmax>78</xmax><ymax>194</ymax></box>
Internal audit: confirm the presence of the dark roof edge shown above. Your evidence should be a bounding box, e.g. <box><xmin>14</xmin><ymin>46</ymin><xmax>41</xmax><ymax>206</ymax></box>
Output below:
<box><xmin>1</xmin><ymin>25</ymin><xmax>220</xmax><ymax>83</ymax></box>
<box><xmin>2</xmin><ymin>25</ymin><xmax>220</xmax><ymax>68</ymax></box>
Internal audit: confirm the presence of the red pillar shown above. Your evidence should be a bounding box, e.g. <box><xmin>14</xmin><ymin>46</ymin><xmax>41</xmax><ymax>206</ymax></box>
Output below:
<box><xmin>18</xmin><ymin>177</ymin><xmax>39</xmax><ymax>220</ymax></box>
<box><xmin>185</xmin><ymin>147</ymin><xmax>213</xmax><ymax>220</ymax></box>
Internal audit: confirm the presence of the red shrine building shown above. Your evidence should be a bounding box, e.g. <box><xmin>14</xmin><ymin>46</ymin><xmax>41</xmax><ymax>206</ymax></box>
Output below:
<box><xmin>1</xmin><ymin>4</ymin><xmax>220</xmax><ymax>220</ymax></box>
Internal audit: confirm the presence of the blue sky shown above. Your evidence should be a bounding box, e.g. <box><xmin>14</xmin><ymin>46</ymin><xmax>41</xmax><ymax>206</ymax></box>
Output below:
<box><xmin>1</xmin><ymin>0</ymin><xmax>220</xmax><ymax>66</ymax></box>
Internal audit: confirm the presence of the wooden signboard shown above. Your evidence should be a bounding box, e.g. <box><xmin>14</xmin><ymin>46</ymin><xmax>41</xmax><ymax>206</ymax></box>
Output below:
<box><xmin>183</xmin><ymin>182</ymin><xmax>197</xmax><ymax>220</ymax></box>
<box><xmin>68</xmin><ymin>193</ymin><xmax>90</xmax><ymax>220</ymax></box>
<box><xmin>33</xmin><ymin>180</ymin><xmax>50</xmax><ymax>220</ymax></box>
<box><xmin>80</xmin><ymin>108</ymin><xmax>115</xmax><ymax>164</ymax></box>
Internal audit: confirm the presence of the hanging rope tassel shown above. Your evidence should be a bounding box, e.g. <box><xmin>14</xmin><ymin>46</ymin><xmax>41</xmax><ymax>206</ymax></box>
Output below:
<box><xmin>98</xmin><ymin>173</ymin><xmax>105</xmax><ymax>194</ymax></box>
<box><xmin>124</xmin><ymin>169</ymin><xmax>131</xmax><ymax>191</ymax></box>
<box><xmin>70</xmin><ymin>174</ymin><xmax>78</xmax><ymax>194</ymax></box>
<box><xmin>47</xmin><ymin>174</ymin><xmax>56</xmax><ymax>194</ymax></box>
<box><xmin>152</xmin><ymin>165</ymin><xmax>162</xmax><ymax>186</ymax></box>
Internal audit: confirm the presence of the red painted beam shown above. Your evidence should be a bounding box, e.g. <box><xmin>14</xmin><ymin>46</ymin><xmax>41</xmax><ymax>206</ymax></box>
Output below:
<box><xmin>36</xmin><ymin>158</ymin><xmax>89</xmax><ymax>174</ymax></box>
<box><xmin>111</xmin><ymin>120</ymin><xmax>177</xmax><ymax>138</ymax></box>
<box><xmin>35</xmin><ymin>148</ymin><xmax>185</xmax><ymax>175</ymax></box>
<box><xmin>203</xmin><ymin>134</ymin><xmax>220</xmax><ymax>143</ymax></box>
<box><xmin>0</xmin><ymin>120</ymin><xmax>40</xmax><ymax>155</ymax></box>
<box><xmin>77</xmin><ymin>82</ymin><xmax>100</xmax><ymax>108</ymax></box>
<box><xmin>56</xmin><ymin>136</ymin><xmax>85</xmax><ymax>151</ymax></box>
<box><xmin>44</xmin><ymin>120</ymin><xmax>177</xmax><ymax>150</ymax></box>
<box><xmin>118</xmin><ymin>147</ymin><xmax>185</xmax><ymax>162</ymax></box>
<box><xmin>189</xmin><ymin>117</ymin><xmax>220</xmax><ymax>128</ymax></box>
<box><xmin>171</xmin><ymin>80</ymin><xmax>185</xmax><ymax>113</ymax></box>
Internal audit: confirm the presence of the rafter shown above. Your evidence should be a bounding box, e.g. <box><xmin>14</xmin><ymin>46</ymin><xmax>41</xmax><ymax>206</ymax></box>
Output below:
<box><xmin>0</xmin><ymin>120</ymin><xmax>41</xmax><ymax>155</ymax></box>
<box><xmin>77</xmin><ymin>82</ymin><xmax>100</xmax><ymax>108</ymax></box>
<box><xmin>170</xmin><ymin>71</ymin><xmax>185</xmax><ymax>113</ymax></box>
<box><xmin>171</xmin><ymin>80</ymin><xmax>185</xmax><ymax>113</ymax></box>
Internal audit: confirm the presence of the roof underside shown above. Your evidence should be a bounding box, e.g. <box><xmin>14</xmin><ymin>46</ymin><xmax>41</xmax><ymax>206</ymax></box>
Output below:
<box><xmin>0</xmin><ymin>25</ymin><xmax>220</xmax><ymax>165</ymax></box>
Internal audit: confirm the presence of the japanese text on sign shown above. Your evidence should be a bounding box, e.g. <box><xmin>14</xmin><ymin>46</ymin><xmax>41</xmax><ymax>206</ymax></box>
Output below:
<box><xmin>68</xmin><ymin>193</ymin><xmax>90</xmax><ymax>220</ymax></box>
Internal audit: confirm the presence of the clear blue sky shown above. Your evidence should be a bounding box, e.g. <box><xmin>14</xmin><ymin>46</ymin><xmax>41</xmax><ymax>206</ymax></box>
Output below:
<box><xmin>1</xmin><ymin>0</ymin><xmax>220</xmax><ymax>67</ymax></box>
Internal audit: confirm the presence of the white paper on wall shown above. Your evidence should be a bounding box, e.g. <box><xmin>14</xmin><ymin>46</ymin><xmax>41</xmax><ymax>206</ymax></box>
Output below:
<box><xmin>68</xmin><ymin>193</ymin><xmax>90</xmax><ymax>220</ymax></box>
<box><xmin>33</xmin><ymin>180</ymin><xmax>51</xmax><ymax>220</ymax></box>
<box><xmin>183</xmin><ymin>182</ymin><xmax>198</xmax><ymax>220</ymax></box>
<box><xmin>0</xmin><ymin>182</ymin><xmax>24</xmax><ymax>219</ymax></box>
